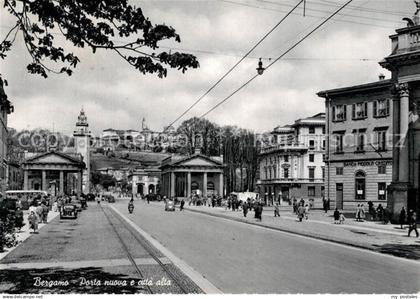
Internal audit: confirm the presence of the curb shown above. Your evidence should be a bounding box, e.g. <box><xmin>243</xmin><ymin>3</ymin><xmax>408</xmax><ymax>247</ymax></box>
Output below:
<box><xmin>183</xmin><ymin>207</ymin><xmax>420</xmax><ymax>262</ymax></box>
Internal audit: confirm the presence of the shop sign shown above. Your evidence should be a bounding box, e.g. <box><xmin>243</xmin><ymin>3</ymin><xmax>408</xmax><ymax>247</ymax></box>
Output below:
<box><xmin>343</xmin><ymin>160</ymin><xmax>392</xmax><ymax>167</ymax></box>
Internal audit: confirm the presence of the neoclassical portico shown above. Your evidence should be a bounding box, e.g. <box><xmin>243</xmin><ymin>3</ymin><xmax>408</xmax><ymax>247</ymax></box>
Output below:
<box><xmin>22</xmin><ymin>151</ymin><xmax>85</xmax><ymax>196</ymax></box>
<box><xmin>160</xmin><ymin>153</ymin><xmax>224</xmax><ymax>199</ymax></box>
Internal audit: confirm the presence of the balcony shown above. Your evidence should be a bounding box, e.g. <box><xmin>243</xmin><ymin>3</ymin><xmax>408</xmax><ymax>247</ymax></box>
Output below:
<box><xmin>260</xmin><ymin>143</ymin><xmax>307</xmax><ymax>154</ymax></box>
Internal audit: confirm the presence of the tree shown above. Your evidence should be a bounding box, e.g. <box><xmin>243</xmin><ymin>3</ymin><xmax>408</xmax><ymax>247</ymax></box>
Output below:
<box><xmin>0</xmin><ymin>0</ymin><xmax>199</xmax><ymax>80</ymax></box>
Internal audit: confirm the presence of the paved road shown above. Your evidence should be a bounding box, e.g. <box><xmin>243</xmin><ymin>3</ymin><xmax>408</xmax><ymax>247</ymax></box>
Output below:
<box><xmin>114</xmin><ymin>199</ymin><xmax>420</xmax><ymax>294</ymax></box>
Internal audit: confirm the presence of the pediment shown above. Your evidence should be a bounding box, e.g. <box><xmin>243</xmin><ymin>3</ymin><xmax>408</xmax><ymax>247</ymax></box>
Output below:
<box><xmin>178</xmin><ymin>157</ymin><xmax>220</xmax><ymax>167</ymax></box>
<box><xmin>28</xmin><ymin>153</ymin><xmax>81</xmax><ymax>165</ymax></box>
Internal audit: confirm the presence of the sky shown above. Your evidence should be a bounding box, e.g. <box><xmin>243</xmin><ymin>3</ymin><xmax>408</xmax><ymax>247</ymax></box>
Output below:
<box><xmin>0</xmin><ymin>0</ymin><xmax>415</xmax><ymax>136</ymax></box>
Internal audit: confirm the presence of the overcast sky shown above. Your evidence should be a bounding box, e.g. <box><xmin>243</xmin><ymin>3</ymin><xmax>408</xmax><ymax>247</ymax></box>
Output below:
<box><xmin>0</xmin><ymin>0</ymin><xmax>415</xmax><ymax>136</ymax></box>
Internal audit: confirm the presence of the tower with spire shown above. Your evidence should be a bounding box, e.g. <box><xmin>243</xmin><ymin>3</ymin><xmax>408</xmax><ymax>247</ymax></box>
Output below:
<box><xmin>73</xmin><ymin>107</ymin><xmax>91</xmax><ymax>193</ymax></box>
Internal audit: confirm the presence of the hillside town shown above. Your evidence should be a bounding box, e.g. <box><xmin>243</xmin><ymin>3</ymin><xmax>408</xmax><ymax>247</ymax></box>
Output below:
<box><xmin>0</xmin><ymin>0</ymin><xmax>419</xmax><ymax>296</ymax></box>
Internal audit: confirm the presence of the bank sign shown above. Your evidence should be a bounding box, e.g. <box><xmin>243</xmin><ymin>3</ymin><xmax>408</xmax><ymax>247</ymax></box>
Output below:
<box><xmin>343</xmin><ymin>160</ymin><xmax>393</xmax><ymax>167</ymax></box>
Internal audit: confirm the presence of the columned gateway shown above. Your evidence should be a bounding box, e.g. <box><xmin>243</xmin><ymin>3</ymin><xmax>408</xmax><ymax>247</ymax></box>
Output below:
<box><xmin>380</xmin><ymin>10</ymin><xmax>420</xmax><ymax>221</ymax></box>
<box><xmin>160</xmin><ymin>153</ymin><xmax>224</xmax><ymax>199</ymax></box>
<box><xmin>22</xmin><ymin>151</ymin><xmax>85</xmax><ymax>196</ymax></box>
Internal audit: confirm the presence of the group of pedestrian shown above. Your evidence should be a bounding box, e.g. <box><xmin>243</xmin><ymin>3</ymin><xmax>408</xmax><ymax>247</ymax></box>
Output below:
<box><xmin>355</xmin><ymin>204</ymin><xmax>365</xmax><ymax>222</ymax></box>
<box><xmin>27</xmin><ymin>199</ymin><xmax>50</xmax><ymax>234</ymax></box>
<box><xmin>333</xmin><ymin>208</ymin><xmax>346</xmax><ymax>224</ymax></box>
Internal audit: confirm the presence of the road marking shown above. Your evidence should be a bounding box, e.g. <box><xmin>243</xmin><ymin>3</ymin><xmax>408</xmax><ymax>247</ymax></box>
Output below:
<box><xmin>182</xmin><ymin>207</ymin><xmax>420</xmax><ymax>266</ymax></box>
<box><xmin>109</xmin><ymin>205</ymin><xmax>223</xmax><ymax>294</ymax></box>
<box><xmin>0</xmin><ymin>257</ymin><xmax>171</xmax><ymax>270</ymax></box>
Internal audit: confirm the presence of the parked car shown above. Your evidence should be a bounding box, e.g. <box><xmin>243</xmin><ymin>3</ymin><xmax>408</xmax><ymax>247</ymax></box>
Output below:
<box><xmin>71</xmin><ymin>199</ymin><xmax>83</xmax><ymax>212</ymax></box>
<box><xmin>60</xmin><ymin>204</ymin><xmax>78</xmax><ymax>219</ymax></box>
<box><xmin>165</xmin><ymin>200</ymin><xmax>175</xmax><ymax>211</ymax></box>
<box><xmin>106</xmin><ymin>195</ymin><xmax>115</xmax><ymax>203</ymax></box>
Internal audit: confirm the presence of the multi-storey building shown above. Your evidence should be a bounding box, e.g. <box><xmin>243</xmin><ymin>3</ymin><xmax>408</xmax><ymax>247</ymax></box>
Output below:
<box><xmin>257</xmin><ymin>113</ymin><xmax>325</xmax><ymax>207</ymax></box>
<box><xmin>0</xmin><ymin>78</ymin><xmax>14</xmax><ymax>195</ymax></box>
<box><xmin>318</xmin><ymin>77</ymin><xmax>394</xmax><ymax>210</ymax></box>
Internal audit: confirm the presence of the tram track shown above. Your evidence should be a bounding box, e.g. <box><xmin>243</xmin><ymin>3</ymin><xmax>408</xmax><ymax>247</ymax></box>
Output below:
<box><xmin>99</xmin><ymin>204</ymin><xmax>195</xmax><ymax>294</ymax></box>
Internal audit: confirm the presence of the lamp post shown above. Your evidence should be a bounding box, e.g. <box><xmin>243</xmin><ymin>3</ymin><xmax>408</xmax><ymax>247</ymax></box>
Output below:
<box><xmin>256</xmin><ymin>58</ymin><xmax>265</xmax><ymax>75</ymax></box>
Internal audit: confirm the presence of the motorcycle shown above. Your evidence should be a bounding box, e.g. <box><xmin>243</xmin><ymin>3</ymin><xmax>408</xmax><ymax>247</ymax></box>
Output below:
<box><xmin>128</xmin><ymin>203</ymin><xmax>134</xmax><ymax>214</ymax></box>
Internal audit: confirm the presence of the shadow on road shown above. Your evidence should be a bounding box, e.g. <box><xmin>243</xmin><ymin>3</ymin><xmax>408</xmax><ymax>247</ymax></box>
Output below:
<box><xmin>0</xmin><ymin>267</ymin><xmax>148</xmax><ymax>294</ymax></box>
<box><xmin>372</xmin><ymin>242</ymin><xmax>420</xmax><ymax>260</ymax></box>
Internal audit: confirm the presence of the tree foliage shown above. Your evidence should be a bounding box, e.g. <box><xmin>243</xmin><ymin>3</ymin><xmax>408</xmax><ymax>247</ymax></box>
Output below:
<box><xmin>0</xmin><ymin>0</ymin><xmax>199</xmax><ymax>79</ymax></box>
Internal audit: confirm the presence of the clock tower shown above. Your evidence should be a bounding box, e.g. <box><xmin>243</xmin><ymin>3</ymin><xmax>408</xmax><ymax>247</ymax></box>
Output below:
<box><xmin>73</xmin><ymin>108</ymin><xmax>91</xmax><ymax>193</ymax></box>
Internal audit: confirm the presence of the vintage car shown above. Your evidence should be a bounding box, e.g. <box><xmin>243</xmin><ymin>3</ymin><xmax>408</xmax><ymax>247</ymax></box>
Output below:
<box><xmin>106</xmin><ymin>195</ymin><xmax>116</xmax><ymax>203</ymax></box>
<box><xmin>165</xmin><ymin>200</ymin><xmax>175</xmax><ymax>211</ymax></box>
<box><xmin>60</xmin><ymin>204</ymin><xmax>78</xmax><ymax>219</ymax></box>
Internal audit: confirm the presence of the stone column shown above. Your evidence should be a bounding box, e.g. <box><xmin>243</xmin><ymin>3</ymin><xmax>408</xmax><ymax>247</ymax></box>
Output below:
<box><xmin>203</xmin><ymin>172</ymin><xmax>207</xmax><ymax>197</ymax></box>
<box><xmin>59</xmin><ymin>171</ymin><xmax>64</xmax><ymax>195</ymax></box>
<box><xmin>42</xmin><ymin>170</ymin><xmax>47</xmax><ymax>191</ymax></box>
<box><xmin>187</xmin><ymin>172</ymin><xmax>191</xmax><ymax>198</ymax></box>
<box><xmin>219</xmin><ymin>173</ymin><xmax>224</xmax><ymax>197</ymax></box>
<box><xmin>23</xmin><ymin>170</ymin><xmax>29</xmax><ymax>190</ymax></box>
<box><xmin>170</xmin><ymin>172</ymin><xmax>175</xmax><ymax>197</ymax></box>
<box><xmin>77</xmin><ymin>172</ymin><xmax>82</xmax><ymax>196</ymax></box>
<box><xmin>397</xmin><ymin>83</ymin><xmax>409</xmax><ymax>182</ymax></box>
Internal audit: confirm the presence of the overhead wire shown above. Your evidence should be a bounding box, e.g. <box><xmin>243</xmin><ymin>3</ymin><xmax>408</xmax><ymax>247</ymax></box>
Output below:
<box><xmin>200</xmin><ymin>0</ymin><xmax>355</xmax><ymax>118</ymax></box>
<box><xmin>164</xmin><ymin>0</ymin><xmax>306</xmax><ymax>129</ymax></box>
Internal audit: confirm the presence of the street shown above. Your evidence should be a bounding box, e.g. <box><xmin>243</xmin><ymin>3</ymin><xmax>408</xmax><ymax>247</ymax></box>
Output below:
<box><xmin>112</xmin><ymin>199</ymin><xmax>420</xmax><ymax>294</ymax></box>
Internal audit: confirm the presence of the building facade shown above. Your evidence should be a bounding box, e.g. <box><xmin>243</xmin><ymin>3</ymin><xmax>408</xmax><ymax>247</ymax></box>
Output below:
<box><xmin>318</xmin><ymin>5</ymin><xmax>420</xmax><ymax>219</ymax></box>
<box><xmin>257</xmin><ymin>113</ymin><xmax>325</xmax><ymax>207</ymax></box>
<box><xmin>380</xmin><ymin>10</ymin><xmax>420</xmax><ymax>220</ymax></box>
<box><xmin>0</xmin><ymin>78</ymin><xmax>14</xmax><ymax>195</ymax></box>
<box><xmin>160</xmin><ymin>151</ymin><xmax>224</xmax><ymax>199</ymax></box>
<box><xmin>318</xmin><ymin>79</ymin><xmax>394</xmax><ymax>210</ymax></box>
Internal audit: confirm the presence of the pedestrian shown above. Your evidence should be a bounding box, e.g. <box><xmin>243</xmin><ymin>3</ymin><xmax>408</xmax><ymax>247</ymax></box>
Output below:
<box><xmin>297</xmin><ymin>204</ymin><xmax>305</xmax><ymax>222</ymax></box>
<box><xmin>180</xmin><ymin>199</ymin><xmax>185</xmax><ymax>211</ymax></box>
<box><xmin>15</xmin><ymin>207</ymin><xmax>24</xmax><ymax>232</ymax></box>
<box><xmin>146</xmin><ymin>194</ymin><xmax>150</xmax><ymax>204</ymax></box>
<box><xmin>28</xmin><ymin>211</ymin><xmax>39</xmax><ymax>234</ymax></box>
<box><xmin>360</xmin><ymin>204</ymin><xmax>365</xmax><ymax>221</ymax></box>
<box><xmin>376</xmin><ymin>204</ymin><xmax>384</xmax><ymax>222</ymax></box>
<box><xmin>304</xmin><ymin>204</ymin><xmax>310</xmax><ymax>220</ymax></box>
<box><xmin>356</xmin><ymin>204</ymin><xmax>361</xmax><ymax>222</ymax></box>
<box><xmin>274</xmin><ymin>203</ymin><xmax>280</xmax><ymax>217</ymax></box>
<box><xmin>292</xmin><ymin>198</ymin><xmax>297</xmax><ymax>214</ymax></box>
<box><xmin>339</xmin><ymin>212</ymin><xmax>346</xmax><ymax>224</ymax></box>
<box><xmin>333</xmin><ymin>208</ymin><xmax>340</xmax><ymax>224</ymax></box>
<box><xmin>243</xmin><ymin>201</ymin><xmax>248</xmax><ymax>217</ymax></box>
<box><xmin>41</xmin><ymin>201</ymin><xmax>49</xmax><ymax>223</ymax></box>
<box><xmin>258</xmin><ymin>203</ymin><xmax>263</xmax><ymax>221</ymax></box>
<box><xmin>407</xmin><ymin>210</ymin><xmax>419</xmax><ymax>238</ymax></box>
<box><xmin>212</xmin><ymin>197</ymin><xmax>216</xmax><ymax>208</ymax></box>
<box><xmin>399</xmin><ymin>206</ymin><xmax>406</xmax><ymax>229</ymax></box>
<box><xmin>323</xmin><ymin>198</ymin><xmax>328</xmax><ymax>214</ymax></box>
<box><xmin>36</xmin><ymin>203</ymin><xmax>43</xmax><ymax>222</ymax></box>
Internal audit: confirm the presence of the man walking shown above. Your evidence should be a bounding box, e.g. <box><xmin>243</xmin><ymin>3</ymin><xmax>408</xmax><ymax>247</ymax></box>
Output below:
<box><xmin>274</xmin><ymin>203</ymin><xmax>280</xmax><ymax>217</ymax></box>
<box><xmin>408</xmin><ymin>210</ymin><xmax>419</xmax><ymax>238</ymax></box>
<box><xmin>399</xmin><ymin>206</ymin><xmax>406</xmax><ymax>229</ymax></box>
<box><xmin>243</xmin><ymin>201</ymin><xmax>248</xmax><ymax>217</ymax></box>
<box><xmin>180</xmin><ymin>199</ymin><xmax>185</xmax><ymax>211</ymax></box>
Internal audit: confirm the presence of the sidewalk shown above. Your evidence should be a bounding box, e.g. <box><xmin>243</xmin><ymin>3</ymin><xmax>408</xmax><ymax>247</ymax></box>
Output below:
<box><xmin>175</xmin><ymin>203</ymin><xmax>420</xmax><ymax>261</ymax></box>
<box><xmin>0</xmin><ymin>209</ymin><xmax>59</xmax><ymax>261</ymax></box>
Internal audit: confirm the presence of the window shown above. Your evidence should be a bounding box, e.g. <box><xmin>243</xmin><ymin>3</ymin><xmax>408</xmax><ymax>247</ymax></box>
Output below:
<box><xmin>332</xmin><ymin>106</ymin><xmax>346</xmax><ymax>122</ymax></box>
<box><xmin>376</xmin><ymin>129</ymin><xmax>387</xmax><ymax>151</ymax></box>
<box><xmin>332</xmin><ymin>105</ymin><xmax>347</xmax><ymax>122</ymax></box>
<box><xmin>309</xmin><ymin>154</ymin><xmax>315</xmax><ymax>162</ymax></box>
<box><xmin>378</xmin><ymin>183</ymin><xmax>386</xmax><ymax>200</ymax></box>
<box><xmin>309</xmin><ymin>127</ymin><xmax>315</xmax><ymax>134</ymax></box>
<box><xmin>309</xmin><ymin>140</ymin><xmax>315</xmax><ymax>150</ymax></box>
<box><xmin>373</xmin><ymin>99</ymin><xmax>390</xmax><ymax>118</ymax></box>
<box><xmin>322</xmin><ymin>126</ymin><xmax>326</xmax><ymax>134</ymax></box>
<box><xmin>355</xmin><ymin>170</ymin><xmax>366</xmax><ymax>200</ymax></box>
<box><xmin>309</xmin><ymin>167</ymin><xmax>315</xmax><ymax>181</ymax></box>
<box><xmin>352</xmin><ymin>102</ymin><xmax>368</xmax><ymax>120</ymax></box>
<box><xmin>284</xmin><ymin>168</ymin><xmax>289</xmax><ymax>179</ymax></box>
<box><xmin>322</xmin><ymin>154</ymin><xmax>326</xmax><ymax>162</ymax></box>
<box><xmin>308</xmin><ymin>186</ymin><xmax>316</xmax><ymax>197</ymax></box>
<box><xmin>273</xmin><ymin>167</ymin><xmax>277</xmax><ymax>179</ymax></box>
<box><xmin>264</xmin><ymin>167</ymin><xmax>268</xmax><ymax>179</ymax></box>
<box><xmin>322</xmin><ymin>140</ymin><xmax>326</xmax><ymax>150</ymax></box>
<box><xmin>336</xmin><ymin>167</ymin><xmax>343</xmax><ymax>175</ymax></box>
<box><xmin>269</xmin><ymin>168</ymin><xmax>272</xmax><ymax>179</ymax></box>
<box><xmin>378</xmin><ymin>164</ymin><xmax>387</xmax><ymax>174</ymax></box>
<box><xmin>333</xmin><ymin>133</ymin><xmax>344</xmax><ymax>153</ymax></box>
<box><xmin>284</xmin><ymin>155</ymin><xmax>289</xmax><ymax>162</ymax></box>
<box><xmin>355</xmin><ymin>131</ymin><xmax>365</xmax><ymax>152</ymax></box>
<box><xmin>322</xmin><ymin>167</ymin><xmax>325</xmax><ymax>179</ymax></box>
